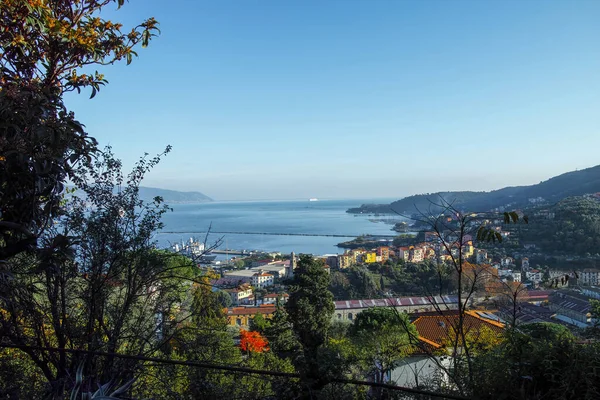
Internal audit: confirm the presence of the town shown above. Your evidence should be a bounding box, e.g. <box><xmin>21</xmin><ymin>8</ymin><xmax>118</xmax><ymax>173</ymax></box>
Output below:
<box><xmin>200</xmin><ymin>201</ymin><xmax>600</xmax><ymax>334</ymax></box>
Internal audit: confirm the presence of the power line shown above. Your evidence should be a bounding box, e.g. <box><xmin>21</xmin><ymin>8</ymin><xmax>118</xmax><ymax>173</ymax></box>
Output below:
<box><xmin>0</xmin><ymin>343</ymin><xmax>470</xmax><ymax>400</ymax></box>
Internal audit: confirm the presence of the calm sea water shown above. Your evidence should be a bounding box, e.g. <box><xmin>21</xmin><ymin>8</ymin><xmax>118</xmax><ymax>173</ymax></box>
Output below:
<box><xmin>155</xmin><ymin>199</ymin><xmax>404</xmax><ymax>256</ymax></box>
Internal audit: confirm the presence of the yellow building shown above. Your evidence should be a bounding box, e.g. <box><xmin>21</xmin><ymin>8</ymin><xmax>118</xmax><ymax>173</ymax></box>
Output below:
<box><xmin>463</xmin><ymin>241</ymin><xmax>474</xmax><ymax>258</ymax></box>
<box><xmin>338</xmin><ymin>254</ymin><xmax>354</xmax><ymax>269</ymax></box>
<box><xmin>363</xmin><ymin>252</ymin><xmax>377</xmax><ymax>264</ymax></box>
<box><xmin>225</xmin><ymin>305</ymin><xmax>276</xmax><ymax>328</ymax></box>
<box><xmin>350</xmin><ymin>249</ymin><xmax>366</xmax><ymax>263</ymax></box>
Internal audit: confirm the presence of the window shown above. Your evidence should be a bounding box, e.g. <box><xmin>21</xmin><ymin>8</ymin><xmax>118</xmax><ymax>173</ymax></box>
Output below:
<box><xmin>337</xmin><ymin>313</ymin><xmax>342</xmax><ymax>319</ymax></box>
<box><xmin>348</xmin><ymin>313</ymin><xmax>353</xmax><ymax>321</ymax></box>
<box><xmin>236</xmin><ymin>318</ymin><xmax>242</xmax><ymax>326</ymax></box>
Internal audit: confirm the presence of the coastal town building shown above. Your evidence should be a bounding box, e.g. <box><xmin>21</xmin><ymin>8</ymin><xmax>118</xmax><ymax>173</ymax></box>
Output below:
<box><xmin>548</xmin><ymin>292</ymin><xmax>592</xmax><ymax>327</ymax></box>
<box><xmin>391</xmin><ymin>310</ymin><xmax>504</xmax><ymax>388</ymax></box>
<box><xmin>398</xmin><ymin>247</ymin><xmax>410</xmax><ymax>262</ymax></box>
<box><xmin>251</xmin><ymin>270</ymin><xmax>274</xmax><ymax>289</ymax></box>
<box><xmin>475</xmin><ymin>249</ymin><xmax>489</xmax><ymax>264</ymax></box>
<box><xmin>225</xmin><ymin>305</ymin><xmax>277</xmax><ymax>328</ymax></box>
<box><xmin>376</xmin><ymin>246</ymin><xmax>390</xmax><ymax>262</ymax></box>
<box><xmin>333</xmin><ymin>295</ymin><xmax>459</xmax><ymax>322</ymax></box>
<box><xmin>501</xmin><ymin>257</ymin><xmax>514</xmax><ymax>267</ymax></box>
<box><xmin>526</xmin><ymin>270</ymin><xmax>543</xmax><ymax>285</ymax></box>
<box><xmin>363</xmin><ymin>252</ymin><xmax>377</xmax><ymax>264</ymax></box>
<box><xmin>337</xmin><ymin>254</ymin><xmax>354</xmax><ymax>269</ymax></box>
<box><xmin>512</xmin><ymin>271</ymin><xmax>522</xmax><ymax>282</ymax></box>
<box><xmin>581</xmin><ymin>286</ymin><xmax>600</xmax><ymax>300</ymax></box>
<box><xmin>225</xmin><ymin>284</ymin><xmax>254</xmax><ymax>306</ymax></box>
<box><xmin>262</xmin><ymin>293</ymin><xmax>289</xmax><ymax>305</ymax></box>
<box><xmin>325</xmin><ymin>255</ymin><xmax>339</xmax><ymax>269</ymax></box>
<box><xmin>580</xmin><ymin>269</ymin><xmax>600</xmax><ymax>286</ymax></box>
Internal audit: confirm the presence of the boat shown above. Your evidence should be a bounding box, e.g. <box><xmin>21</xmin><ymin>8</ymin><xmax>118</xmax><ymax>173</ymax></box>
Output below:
<box><xmin>172</xmin><ymin>237</ymin><xmax>217</xmax><ymax>263</ymax></box>
<box><xmin>309</xmin><ymin>198</ymin><xmax>318</xmax><ymax>202</ymax></box>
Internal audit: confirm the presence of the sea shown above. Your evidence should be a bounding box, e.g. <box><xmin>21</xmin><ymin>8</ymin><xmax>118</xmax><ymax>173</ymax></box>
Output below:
<box><xmin>155</xmin><ymin>199</ymin><xmax>405</xmax><ymax>257</ymax></box>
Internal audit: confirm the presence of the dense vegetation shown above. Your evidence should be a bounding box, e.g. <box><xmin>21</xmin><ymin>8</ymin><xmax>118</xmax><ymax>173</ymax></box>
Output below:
<box><xmin>520</xmin><ymin>196</ymin><xmax>600</xmax><ymax>256</ymax></box>
<box><xmin>3</xmin><ymin>2</ymin><xmax>600</xmax><ymax>399</ymax></box>
<box><xmin>330</xmin><ymin>260</ymin><xmax>456</xmax><ymax>299</ymax></box>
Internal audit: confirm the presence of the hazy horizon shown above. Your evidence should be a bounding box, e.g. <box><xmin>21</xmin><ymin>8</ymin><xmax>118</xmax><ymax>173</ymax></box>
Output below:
<box><xmin>143</xmin><ymin>163</ymin><xmax>596</xmax><ymax>202</ymax></box>
<box><xmin>65</xmin><ymin>0</ymin><xmax>600</xmax><ymax>201</ymax></box>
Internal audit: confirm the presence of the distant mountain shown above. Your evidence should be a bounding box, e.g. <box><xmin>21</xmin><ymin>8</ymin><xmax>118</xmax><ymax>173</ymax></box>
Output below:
<box><xmin>138</xmin><ymin>187</ymin><xmax>212</xmax><ymax>204</ymax></box>
<box><xmin>347</xmin><ymin>165</ymin><xmax>600</xmax><ymax>215</ymax></box>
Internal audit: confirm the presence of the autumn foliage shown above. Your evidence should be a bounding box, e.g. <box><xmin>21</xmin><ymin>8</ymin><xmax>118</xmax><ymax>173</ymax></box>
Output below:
<box><xmin>240</xmin><ymin>329</ymin><xmax>269</xmax><ymax>353</ymax></box>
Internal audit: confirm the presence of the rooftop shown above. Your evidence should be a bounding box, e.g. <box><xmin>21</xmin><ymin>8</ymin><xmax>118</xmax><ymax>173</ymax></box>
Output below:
<box><xmin>334</xmin><ymin>295</ymin><xmax>458</xmax><ymax>310</ymax></box>
<box><xmin>226</xmin><ymin>305</ymin><xmax>277</xmax><ymax>316</ymax></box>
<box><xmin>413</xmin><ymin>310</ymin><xmax>504</xmax><ymax>347</ymax></box>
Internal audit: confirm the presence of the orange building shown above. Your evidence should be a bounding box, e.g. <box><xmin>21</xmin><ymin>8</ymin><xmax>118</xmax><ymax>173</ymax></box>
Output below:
<box><xmin>376</xmin><ymin>246</ymin><xmax>390</xmax><ymax>262</ymax></box>
<box><xmin>225</xmin><ymin>305</ymin><xmax>276</xmax><ymax>328</ymax></box>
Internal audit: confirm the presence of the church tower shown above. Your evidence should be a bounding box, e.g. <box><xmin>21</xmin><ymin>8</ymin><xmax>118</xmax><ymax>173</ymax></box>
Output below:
<box><xmin>287</xmin><ymin>251</ymin><xmax>296</xmax><ymax>279</ymax></box>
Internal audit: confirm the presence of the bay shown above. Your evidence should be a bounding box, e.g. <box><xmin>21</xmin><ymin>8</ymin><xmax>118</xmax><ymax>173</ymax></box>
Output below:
<box><xmin>155</xmin><ymin>199</ymin><xmax>405</xmax><ymax>256</ymax></box>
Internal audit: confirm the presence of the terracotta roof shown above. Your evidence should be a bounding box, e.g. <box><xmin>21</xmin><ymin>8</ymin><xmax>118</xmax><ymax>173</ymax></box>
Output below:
<box><xmin>525</xmin><ymin>290</ymin><xmax>554</xmax><ymax>300</ymax></box>
<box><xmin>263</xmin><ymin>293</ymin><xmax>289</xmax><ymax>299</ymax></box>
<box><xmin>226</xmin><ymin>306</ymin><xmax>277</xmax><ymax>316</ymax></box>
<box><xmin>253</xmin><ymin>272</ymin><xmax>273</xmax><ymax>277</ymax></box>
<box><xmin>413</xmin><ymin>311</ymin><xmax>504</xmax><ymax>347</ymax></box>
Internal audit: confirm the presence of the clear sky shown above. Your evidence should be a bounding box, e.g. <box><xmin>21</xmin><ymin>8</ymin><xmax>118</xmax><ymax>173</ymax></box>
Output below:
<box><xmin>65</xmin><ymin>0</ymin><xmax>600</xmax><ymax>201</ymax></box>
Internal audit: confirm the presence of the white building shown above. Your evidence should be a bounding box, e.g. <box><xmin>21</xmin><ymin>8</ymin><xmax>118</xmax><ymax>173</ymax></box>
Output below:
<box><xmin>225</xmin><ymin>285</ymin><xmax>253</xmax><ymax>305</ymax></box>
<box><xmin>526</xmin><ymin>270</ymin><xmax>543</xmax><ymax>284</ymax></box>
<box><xmin>501</xmin><ymin>257</ymin><xmax>514</xmax><ymax>267</ymax></box>
<box><xmin>512</xmin><ymin>271</ymin><xmax>522</xmax><ymax>282</ymax></box>
<box><xmin>251</xmin><ymin>271</ymin><xmax>274</xmax><ymax>289</ymax></box>
<box><xmin>580</xmin><ymin>269</ymin><xmax>600</xmax><ymax>286</ymax></box>
<box><xmin>475</xmin><ymin>249</ymin><xmax>489</xmax><ymax>264</ymax></box>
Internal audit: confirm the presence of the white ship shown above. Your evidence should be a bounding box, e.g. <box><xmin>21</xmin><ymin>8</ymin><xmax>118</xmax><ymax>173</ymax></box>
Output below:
<box><xmin>309</xmin><ymin>198</ymin><xmax>318</xmax><ymax>202</ymax></box>
<box><xmin>172</xmin><ymin>237</ymin><xmax>217</xmax><ymax>262</ymax></box>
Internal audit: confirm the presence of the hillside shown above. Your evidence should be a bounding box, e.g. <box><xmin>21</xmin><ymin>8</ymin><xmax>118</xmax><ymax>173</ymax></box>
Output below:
<box><xmin>138</xmin><ymin>187</ymin><xmax>213</xmax><ymax>204</ymax></box>
<box><xmin>347</xmin><ymin>165</ymin><xmax>600</xmax><ymax>215</ymax></box>
<box><xmin>520</xmin><ymin>196</ymin><xmax>600</xmax><ymax>256</ymax></box>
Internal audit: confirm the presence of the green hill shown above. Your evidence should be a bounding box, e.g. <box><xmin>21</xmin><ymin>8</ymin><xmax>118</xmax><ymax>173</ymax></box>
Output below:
<box><xmin>521</xmin><ymin>196</ymin><xmax>600</xmax><ymax>256</ymax></box>
<box><xmin>347</xmin><ymin>165</ymin><xmax>600</xmax><ymax>215</ymax></box>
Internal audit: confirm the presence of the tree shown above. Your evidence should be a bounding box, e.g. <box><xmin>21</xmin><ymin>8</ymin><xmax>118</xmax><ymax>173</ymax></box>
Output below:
<box><xmin>349</xmin><ymin>308</ymin><xmax>417</xmax><ymax>390</ymax></box>
<box><xmin>240</xmin><ymin>329</ymin><xmax>269</xmax><ymax>353</ymax></box>
<box><xmin>286</xmin><ymin>255</ymin><xmax>335</xmax><ymax>397</ymax></box>
<box><xmin>467</xmin><ymin>322</ymin><xmax>600</xmax><ymax>400</ymax></box>
<box><xmin>250</xmin><ymin>312</ymin><xmax>271</xmax><ymax>334</ymax></box>
<box><xmin>0</xmin><ymin>0</ymin><xmax>158</xmax><ymax>263</ymax></box>
<box><xmin>263</xmin><ymin>305</ymin><xmax>300</xmax><ymax>359</ymax></box>
<box><xmin>0</xmin><ymin>148</ymin><xmax>200</xmax><ymax>398</ymax></box>
<box><xmin>389</xmin><ymin>198</ymin><xmax>527</xmax><ymax>396</ymax></box>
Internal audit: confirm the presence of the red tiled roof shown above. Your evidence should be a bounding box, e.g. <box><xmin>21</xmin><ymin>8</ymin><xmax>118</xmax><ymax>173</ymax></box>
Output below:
<box><xmin>226</xmin><ymin>306</ymin><xmax>276</xmax><ymax>316</ymax></box>
<box><xmin>263</xmin><ymin>293</ymin><xmax>289</xmax><ymax>299</ymax></box>
<box><xmin>413</xmin><ymin>311</ymin><xmax>504</xmax><ymax>347</ymax></box>
<box><xmin>253</xmin><ymin>272</ymin><xmax>273</xmax><ymax>277</ymax></box>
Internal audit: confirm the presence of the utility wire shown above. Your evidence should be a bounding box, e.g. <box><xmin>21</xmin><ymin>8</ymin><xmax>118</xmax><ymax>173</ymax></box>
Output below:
<box><xmin>0</xmin><ymin>343</ymin><xmax>470</xmax><ymax>400</ymax></box>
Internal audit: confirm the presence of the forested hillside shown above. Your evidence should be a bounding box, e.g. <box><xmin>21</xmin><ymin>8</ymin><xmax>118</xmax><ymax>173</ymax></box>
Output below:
<box><xmin>521</xmin><ymin>196</ymin><xmax>600</xmax><ymax>256</ymax></box>
<box><xmin>348</xmin><ymin>165</ymin><xmax>600</xmax><ymax>215</ymax></box>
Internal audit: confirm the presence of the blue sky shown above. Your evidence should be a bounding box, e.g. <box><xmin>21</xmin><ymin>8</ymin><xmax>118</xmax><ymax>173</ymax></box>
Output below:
<box><xmin>65</xmin><ymin>0</ymin><xmax>600</xmax><ymax>200</ymax></box>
